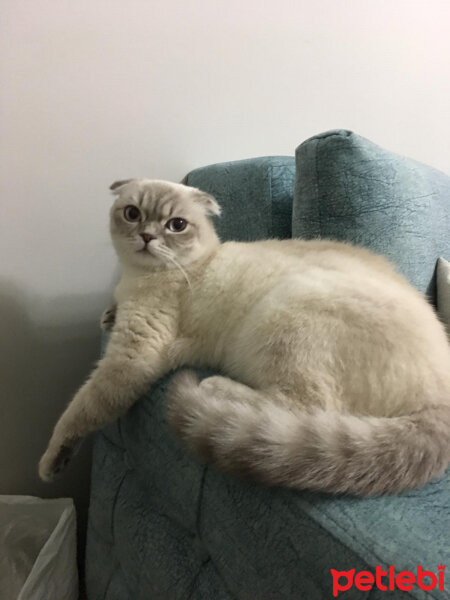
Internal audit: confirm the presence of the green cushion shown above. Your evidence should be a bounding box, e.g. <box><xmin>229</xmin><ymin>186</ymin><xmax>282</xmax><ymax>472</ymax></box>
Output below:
<box><xmin>293</xmin><ymin>129</ymin><xmax>450</xmax><ymax>303</ymax></box>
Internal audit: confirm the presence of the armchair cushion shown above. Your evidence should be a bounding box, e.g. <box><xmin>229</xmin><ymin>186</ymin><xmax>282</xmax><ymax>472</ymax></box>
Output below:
<box><xmin>184</xmin><ymin>156</ymin><xmax>295</xmax><ymax>242</ymax></box>
<box><xmin>292</xmin><ymin>129</ymin><xmax>450</xmax><ymax>303</ymax></box>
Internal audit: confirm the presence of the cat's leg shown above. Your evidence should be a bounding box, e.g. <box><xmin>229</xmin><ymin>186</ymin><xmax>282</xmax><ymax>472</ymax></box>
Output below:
<box><xmin>100</xmin><ymin>303</ymin><xmax>117</xmax><ymax>331</ymax></box>
<box><xmin>170</xmin><ymin>371</ymin><xmax>287</xmax><ymax>409</ymax></box>
<box><xmin>39</xmin><ymin>356</ymin><xmax>151</xmax><ymax>480</ymax></box>
<box><xmin>166</xmin><ymin>370</ymin><xmax>290</xmax><ymax>464</ymax></box>
<box><xmin>167</xmin><ymin>337</ymin><xmax>197</xmax><ymax>368</ymax></box>
<box><xmin>39</xmin><ymin>309</ymin><xmax>175</xmax><ymax>481</ymax></box>
<box><xmin>199</xmin><ymin>374</ymin><xmax>269</xmax><ymax>404</ymax></box>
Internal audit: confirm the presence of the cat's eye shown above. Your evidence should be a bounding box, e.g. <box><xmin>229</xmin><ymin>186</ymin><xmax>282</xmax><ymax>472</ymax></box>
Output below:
<box><xmin>123</xmin><ymin>205</ymin><xmax>141</xmax><ymax>222</ymax></box>
<box><xmin>166</xmin><ymin>217</ymin><xmax>188</xmax><ymax>232</ymax></box>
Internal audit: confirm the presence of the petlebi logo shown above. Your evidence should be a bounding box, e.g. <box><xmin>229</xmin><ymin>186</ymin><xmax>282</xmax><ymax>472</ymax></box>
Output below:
<box><xmin>330</xmin><ymin>564</ymin><xmax>446</xmax><ymax>597</ymax></box>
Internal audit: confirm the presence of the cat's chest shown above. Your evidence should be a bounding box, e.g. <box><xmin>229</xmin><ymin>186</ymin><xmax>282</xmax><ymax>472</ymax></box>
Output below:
<box><xmin>114</xmin><ymin>274</ymin><xmax>181</xmax><ymax>318</ymax></box>
<box><xmin>114</xmin><ymin>281</ymin><xmax>154</xmax><ymax>308</ymax></box>
<box><xmin>180</xmin><ymin>252</ymin><xmax>276</xmax><ymax>340</ymax></box>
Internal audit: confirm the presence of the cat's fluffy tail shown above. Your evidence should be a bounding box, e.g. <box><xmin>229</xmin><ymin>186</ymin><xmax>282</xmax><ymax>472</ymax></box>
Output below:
<box><xmin>167</xmin><ymin>371</ymin><xmax>450</xmax><ymax>495</ymax></box>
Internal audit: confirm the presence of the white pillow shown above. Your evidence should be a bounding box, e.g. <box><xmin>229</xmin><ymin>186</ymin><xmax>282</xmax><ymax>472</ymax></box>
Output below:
<box><xmin>437</xmin><ymin>257</ymin><xmax>450</xmax><ymax>334</ymax></box>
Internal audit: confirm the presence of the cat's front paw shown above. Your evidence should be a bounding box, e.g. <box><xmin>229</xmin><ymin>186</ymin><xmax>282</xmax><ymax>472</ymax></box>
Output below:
<box><xmin>38</xmin><ymin>441</ymin><xmax>77</xmax><ymax>482</ymax></box>
<box><xmin>100</xmin><ymin>304</ymin><xmax>117</xmax><ymax>332</ymax></box>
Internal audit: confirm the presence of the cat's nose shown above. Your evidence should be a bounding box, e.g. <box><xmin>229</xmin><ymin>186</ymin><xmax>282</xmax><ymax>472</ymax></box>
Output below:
<box><xmin>140</xmin><ymin>233</ymin><xmax>156</xmax><ymax>244</ymax></box>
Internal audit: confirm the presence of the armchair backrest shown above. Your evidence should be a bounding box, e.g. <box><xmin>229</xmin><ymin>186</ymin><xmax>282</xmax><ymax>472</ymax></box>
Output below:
<box><xmin>184</xmin><ymin>156</ymin><xmax>295</xmax><ymax>242</ymax></box>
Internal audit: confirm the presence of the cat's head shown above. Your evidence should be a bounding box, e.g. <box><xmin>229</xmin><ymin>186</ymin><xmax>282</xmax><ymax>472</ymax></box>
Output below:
<box><xmin>109</xmin><ymin>179</ymin><xmax>221</xmax><ymax>271</ymax></box>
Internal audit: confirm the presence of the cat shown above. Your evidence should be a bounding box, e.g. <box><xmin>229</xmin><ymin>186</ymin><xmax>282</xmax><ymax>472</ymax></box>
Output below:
<box><xmin>39</xmin><ymin>179</ymin><xmax>450</xmax><ymax>495</ymax></box>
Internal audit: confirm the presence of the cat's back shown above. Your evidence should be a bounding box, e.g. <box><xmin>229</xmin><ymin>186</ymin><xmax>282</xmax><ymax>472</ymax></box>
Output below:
<box><xmin>191</xmin><ymin>237</ymin><xmax>443</xmax><ymax>356</ymax></box>
<box><xmin>186</xmin><ymin>238</ymin><xmax>413</xmax><ymax>344</ymax></box>
<box><xmin>209</xmin><ymin>238</ymin><xmax>407</xmax><ymax>292</ymax></box>
<box><xmin>197</xmin><ymin>239</ymin><xmax>449</xmax><ymax>408</ymax></box>
<box><xmin>217</xmin><ymin>238</ymin><xmax>434</xmax><ymax>331</ymax></box>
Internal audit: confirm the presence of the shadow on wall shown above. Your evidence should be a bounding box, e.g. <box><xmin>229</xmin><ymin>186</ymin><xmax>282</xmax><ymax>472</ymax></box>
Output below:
<box><xmin>0</xmin><ymin>278</ymin><xmax>111</xmax><ymax>573</ymax></box>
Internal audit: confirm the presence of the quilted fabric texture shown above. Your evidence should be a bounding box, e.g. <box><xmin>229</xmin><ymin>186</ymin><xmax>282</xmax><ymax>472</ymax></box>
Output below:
<box><xmin>292</xmin><ymin>129</ymin><xmax>450</xmax><ymax>303</ymax></box>
<box><xmin>184</xmin><ymin>156</ymin><xmax>295</xmax><ymax>241</ymax></box>
<box><xmin>86</xmin><ymin>377</ymin><xmax>450</xmax><ymax>600</ymax></box>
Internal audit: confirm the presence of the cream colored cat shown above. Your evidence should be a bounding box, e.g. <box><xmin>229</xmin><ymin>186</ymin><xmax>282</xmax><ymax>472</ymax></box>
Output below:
<box><xmin>39</xmin><ymin>179</ymin><xmax>450</xmax><ymax>495</ymax></box>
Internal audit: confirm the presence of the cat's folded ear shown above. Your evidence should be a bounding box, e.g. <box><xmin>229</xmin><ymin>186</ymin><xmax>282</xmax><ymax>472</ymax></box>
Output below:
<box><xmin>192</xmin><ymin>190</ymin><xmax>222</xmax><ymax>217</ymax></box>
<box><xmin>109</xmin><ymin>179</ymin><xmax>134</xmax><ymax>193</ymax></box>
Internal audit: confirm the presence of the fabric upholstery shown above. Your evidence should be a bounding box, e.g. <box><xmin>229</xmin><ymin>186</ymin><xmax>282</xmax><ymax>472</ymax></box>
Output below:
<box><xmin>86</xmin><ymin>378</ymin><xmax>450</xmax><ymax>599</ymax></box>
<box><xmin>184</xmin><ymin>156</ymin><xmax>295</xmax><ymax>241</ymax></box>
<box><xmin>292</xmin><ymin>129</ymin><xmax>450</xmax><ymax>303</ymax></box>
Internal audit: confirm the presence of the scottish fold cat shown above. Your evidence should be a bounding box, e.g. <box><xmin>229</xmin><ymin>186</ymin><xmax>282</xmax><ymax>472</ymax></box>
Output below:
<box><xmin>39</xmin><ymin>179</ymin><xmax>450</xmax><ymax>495</ymax></box>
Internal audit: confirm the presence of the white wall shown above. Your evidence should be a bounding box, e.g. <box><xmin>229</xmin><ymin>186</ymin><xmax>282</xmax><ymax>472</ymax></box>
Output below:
<box><xmin>1</xmin><ymin>0</ymin><xmax>449</xmax><ymax>548</ymax></box>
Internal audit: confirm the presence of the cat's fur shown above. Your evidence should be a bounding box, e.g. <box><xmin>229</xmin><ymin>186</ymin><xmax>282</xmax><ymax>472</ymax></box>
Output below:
<box><xmin>39</xmin><ymin>179</ymin><xmax>450</xmax><ymax>495</ymax></box>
